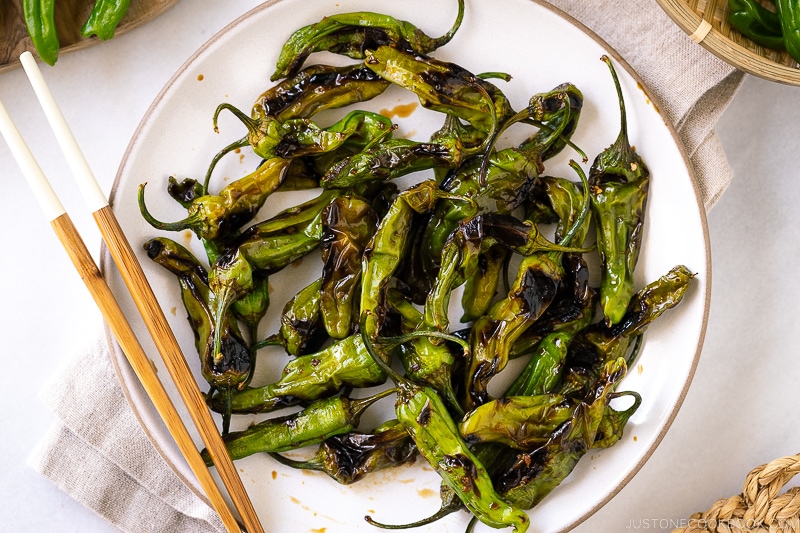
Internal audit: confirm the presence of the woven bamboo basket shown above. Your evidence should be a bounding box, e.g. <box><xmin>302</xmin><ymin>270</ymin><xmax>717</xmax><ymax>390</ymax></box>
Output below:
<box><xmin>655</xmin><ymin>0</ymin><xmax>800</xmax><ymax>85</ymax></box>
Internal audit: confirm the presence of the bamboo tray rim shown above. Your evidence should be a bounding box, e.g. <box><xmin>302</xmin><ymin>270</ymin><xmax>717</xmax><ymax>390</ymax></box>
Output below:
<box><xmin>655</xmin><ymin>0</ymin><xmax>800</xmax><ymax>86</ymax></box>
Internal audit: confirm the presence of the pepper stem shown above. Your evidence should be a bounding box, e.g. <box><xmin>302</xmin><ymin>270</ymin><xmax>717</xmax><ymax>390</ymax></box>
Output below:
<box><xmin>251</xmin><ymin>333</ymin><xmax>284</xmax><ymax>352</ymax></box>
<box><xmin>216</xmin><ymin>388</ymin><xmax>233</xmax><ymax>436</ymax></box>
<box><xmin>364</xmin><ymin>500</ymin><xmax>460</xmax><ymax>529</ymax></box>
<box><xmin>213</xmin><ymin>102</ymin><xmax>259</xmax><ymax>136</ymax></box>
<box><xmin>202</xmin><ymin>135</ymin><xmax>249</xmax><ymax>194</ymax></box>
<box><xmin>138</xmin><ymin>183</ymin><xmax>199</xmax><ymax>233</ymax></box>
<box><xmin>558</xmin><ymin>160</ymin><xmax>592</xmax><ymax>247</ymax></box>
<box><xmin>601</xmin><ymin>55</ymin><xmax>627</xmax><ymax>142</ymax></box>
<box><xmin>360</xmin><ymin>313</ymin><xmax>405</xmax><ymax>386</ymax></box>
<box><xmin>430</xmin><ymin>0</ymin><xmax>466</xmax><ymax>50</ymax></box>
<box><xmin>378</xmin><ymin>330</ymin><xmax>470</xmax><ymax>355</ymax></box>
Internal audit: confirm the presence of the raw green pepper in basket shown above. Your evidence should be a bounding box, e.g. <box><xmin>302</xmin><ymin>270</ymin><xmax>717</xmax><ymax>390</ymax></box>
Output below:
<box><xmin>727</xmin><ymin>0</ymin><xmax>784</xmax><ymax>50</ymax></box>
<box><xmin>81</xmin><ymin>0</ymin><xmax>131</xmax><ymax>41</ymax></box>
<box><xmin>22</xmin><ymin>0</ymin><xmax>59</xmax><ymax>66</ymax></box>
<box><xmin>777</xmin><ymin>0</ymin><xmax>800</xmax><ymax>62</ymax></box>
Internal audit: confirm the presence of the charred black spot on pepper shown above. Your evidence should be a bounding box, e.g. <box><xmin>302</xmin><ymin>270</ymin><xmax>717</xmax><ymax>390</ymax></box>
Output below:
<box><xmin>416</xmin><ymin>400</ymin><xmax>432</xmax><ymax>426</ymax></box>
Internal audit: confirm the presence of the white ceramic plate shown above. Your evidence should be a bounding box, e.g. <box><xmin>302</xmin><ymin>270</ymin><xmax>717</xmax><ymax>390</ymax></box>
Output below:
<box><xmin>104</xmin><ymin>0</ymin><xmax>710</xmax><ymax>531</ymax></box>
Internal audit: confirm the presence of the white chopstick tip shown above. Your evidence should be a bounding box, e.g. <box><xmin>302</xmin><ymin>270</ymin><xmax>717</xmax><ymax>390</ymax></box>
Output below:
<box><xmin>19</xmin><ymin>50</ymin><xmax>36</xmax><ymax>68</ymax></box>
<box><xmin>0</xmin><ymin>99</ymin><xmax>66</xmax><ymax>221</ymax></box>
<box><xmin>20</xmin><ymin>52</ymin><xmax>110</xmax><ymax>214</ymax></box>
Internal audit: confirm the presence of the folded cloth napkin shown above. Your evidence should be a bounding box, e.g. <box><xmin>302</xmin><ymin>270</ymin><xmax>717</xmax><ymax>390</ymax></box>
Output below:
<box><xmin>28</xmin><ymin>334</ymin><xmax>227</xmax><ymax>533</ymax></box>
<box><xmin>27</xmin><ymin>1</ymin><xmax>745</xmax><ymax>532</ymax></box>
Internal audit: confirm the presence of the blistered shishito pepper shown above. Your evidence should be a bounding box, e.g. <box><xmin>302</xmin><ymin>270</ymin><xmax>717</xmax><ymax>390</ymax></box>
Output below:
<box><xmin>270</xmin><ymin>419</ymin><xmax>416</xmax><ymax>485</ymax></box>
<box><xmin>777</xmin><ymin>0</ymin><xmax>800</xmax><ymax>61</ymax></box>
<box><xmin>727</xmin><ymin>0</ymin><xmax>784</xmax><ymax>50</ymax></box>
<box><xmin>320</xmin><ymin>137</ymin><xmax>459</xmax><ymax>189</ymax></box>
<box><xmin>271</xmin><ymin>0</ymin><xmax>465</xmax><ymax>80</ymax></box>
<box><xmin>211</xmin><ymin>333</ymin><xmax>386</xmax><ymax>415</ymax></box>
<box><xmin>81</xmin><ymin>0</ymin><xmax>131</xmax><ymax>41</ymax></box>
<box><xmin>560</xmin><ymin>265</ymin><xmax>694</xmax><ymax>398</ymax></box>
<box><xmin>360</xmin><ymin>324</ymin><xmax>531</xmax><ymax>533</ymax></box>
<box><xmin>138</xmin><ymin>156</ymin><xmax>292</xmax><ymax>244</ymax></box>
<box><xmin>215</xmin><ymin>108</ymin><xmax>395</xmax><ymax>162</ymax></box>
<box><xmin>267</xmin><ymin>278</ymin><xmax>328</xmax><ymax>357</ymax></box>
<box><xmin>582</xmin><ymin>264</ymin><xmax>695</xmax><ymax>362</ymax></box>
<box><xmin>360</xmin><ymin>180</ymin><xmax>470</xmax><ymax>339</ymax></box>
<box><xmin>497</xmin><ymin>358</ymin><xmax>628</xmax><ymax>509</ymax></box>
<box><xmin>207</xmin><ymin>108</ymin><xmax>395</xmax><ymax>188</ymax></box>
<box><xmin>459</xmin><ymin>393</ymin><xmax>574</xmax><ymax>450</ymax></box>
<box><xmin>423</xmin><ymin>213</ymin><xmax>587</xmax><ymax>334</ymax></box>
<box><xmin>144</xmin><ymin>237</ymin><xmax>250</xmax><ymax>434</ymax></box>
<box><xmin>23</xmin><ymin>0</ymin><xmax>59</xmax><ymax>66</ymax></box>
<box><xmin>414</xmin><ymin>83</ymin><xmax>585</xmax><ymax>306</ymax></box>
<box><xmin>589</xmin><ymin>56</ymin><xmax>650</xmax><ymax>326</ymax></box>
<box><xmin>202</xmin><ymin>390</ymin><xmax>393</xmax><ymax>465</ymax></box>
<box><xmin>364</xmin><ymin>45</ymin><xmax>511</xmax><ymax>136</ymax></box>
<box><xmin>320</xmin><ymin>196</ymin><xmax>379</xmax><ymax>339</ymax></box>
<box><xmin>463</xmin><ymin>164</ymin><xmax>591</xmax><ymax>410</ymax></box>
<box><xmin>253</xmin><ymin>64</ymin><xmax>391</xmax><ymax>121</ymax></box>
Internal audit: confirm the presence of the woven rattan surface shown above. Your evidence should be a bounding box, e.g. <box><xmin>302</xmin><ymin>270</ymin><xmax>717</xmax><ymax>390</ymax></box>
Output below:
<box><xmin>672</xmin><ymin>454</ymin><xmax>800</xmax><ymax>532</ymax></box>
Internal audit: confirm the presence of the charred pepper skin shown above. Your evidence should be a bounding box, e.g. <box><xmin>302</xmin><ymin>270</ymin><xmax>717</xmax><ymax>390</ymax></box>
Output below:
<box><xmin>589</xmin><ymin>56</ymin><xmax>650</xmax><ymax>326</ymax></box>
<box><xmin>270</xmin><ymin>420</ymin><xmax>417</xmax><ymax>485</ymax></box>
<box><xmin>320</xmin><ymin>196</ymin><xmax>379</xmax><ymax>339</ymax></box>
<box><xmin>270</xmin><ymin>0</ymin><xmax>465</xmax><ymax>80</ymax></box>
<box><xmin>253</xmin><ymin>64</ymin><xmax>391</xmax><ymax>121</ymax></box>
<box><xmin>364</xmin><ymin>45</ymin><xmax>512</xmax><ymax>136</ymax></box>
<box><xmin>202</xmin><ymin>391</ymin><xmax>392</xmax><ymax>464</ymax></box>
<box><xmin>360</xmin><ymin>324</ymin><xmax>530</xmax><ymax>533</ymax></box>
<box><xmin>212</xmin><ymin>333</ymin><xmax>386</xmax><ymax>415</ymax></box>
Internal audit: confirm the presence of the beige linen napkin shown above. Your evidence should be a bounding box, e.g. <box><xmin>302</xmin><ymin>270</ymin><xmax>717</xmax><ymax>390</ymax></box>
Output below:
<box><xmin>28</xmin><ymin>1</ymin><xmax>745</xmax><ymax>531</ymax></box>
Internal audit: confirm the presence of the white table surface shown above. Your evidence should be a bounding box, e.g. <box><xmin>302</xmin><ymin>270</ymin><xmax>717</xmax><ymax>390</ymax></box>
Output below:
<box><xmin>1</xmin><ymin>1</ymin><xmax>799</xmax><ymax>532</ymax></box>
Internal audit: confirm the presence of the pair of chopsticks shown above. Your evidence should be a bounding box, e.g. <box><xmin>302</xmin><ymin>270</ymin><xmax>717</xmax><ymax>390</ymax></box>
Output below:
<box><xmin>0</xmin><ymin>52</ymin><xmax>264</xmax><ymax>533</ymax></box>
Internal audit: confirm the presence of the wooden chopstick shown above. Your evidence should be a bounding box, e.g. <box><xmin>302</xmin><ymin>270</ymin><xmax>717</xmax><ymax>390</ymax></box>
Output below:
<box><xmin>16</xmin><ymin>51</ymin><xmax>265</xmax><ymax>533</ymax></box>
<box><xmin>0</xmin><ymin>99</ymin><xmax>243</xmax><ymax>533</ymax></box>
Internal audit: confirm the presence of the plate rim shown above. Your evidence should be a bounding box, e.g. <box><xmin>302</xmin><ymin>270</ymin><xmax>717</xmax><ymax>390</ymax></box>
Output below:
<box><xmin>102</xmin><ymin>0</ymin><xmax>712</xmax><ymax>529</ymax></box>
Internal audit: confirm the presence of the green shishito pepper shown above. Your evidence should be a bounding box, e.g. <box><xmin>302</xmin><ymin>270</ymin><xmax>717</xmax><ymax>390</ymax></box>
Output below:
<box><xmin>81</xmin><ymin>0</ymin><xmax>131</xmax><ymax>41</ymax></box>
<box><xmin>138</xmin><ymin>156</ymin><xmax>292</xmax><ymax>244</ymax></box>
<box><xmin>589</xmin><ymin>56</ymin><xmax>650</xmax><ymax>326</ymax></box>
<box><xmin>777</xmin><ymin>0</ymin><xmax>800</xmax><ymax>62</ymax></box>
<box><xmin>728</xmin><ymin>0</ymin><xmax>785</xmax><ymax>50</ymax></box>
<box><xmin>202</xmin><ymin>390</ymin><xmax>393</xmax><ymax>464</ymax></box>
<box><xmin>364</xmin><ymin>45</ymin><xmax>511</xmax><ymax>136</ymax></box>
<box><xmin>360</xmin><ymin>322</ymin><xmax>531</xmax><ymax>533</ymax></box>
<box><xmin>270</xmin><ymin>0</ymin><xmax>465</xmax><ymax>80</ymax></box>
<box><xmin>212</xmin><ymin>333</ymin><xmax>387</xmax><ymax>415</ymax></box>
<box><xmin>23</xmin><ymin>0</ymin><xmax>59</xmax><ymax>66</ymax></box>
<box><xmin>320</xmin><ymin>196</ymin><xmax>379</xmax><ymax>339</ymax></box>
<box><xmin>270</xmin><ymin>419</ymin><xmax>417</xmax><ymax>485</ymax></box>
<box><xmin>143</xmin><ymin>237</ymin><xmax>251</xmax><ymax>434</ymax></box>
<box><xmin>252</xmin><ymin>64</ymin><xmax>391</xmax><ymax>121</ymax></box>
<box><xmin>497</xmin><ymin>358</ymin><xmax>628</xmax><ymax>510</ymax></box>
